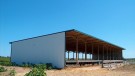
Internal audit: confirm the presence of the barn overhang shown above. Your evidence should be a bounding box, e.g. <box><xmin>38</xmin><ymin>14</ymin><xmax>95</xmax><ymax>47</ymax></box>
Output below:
<box><xmin>65</xmin><ymin>29</ymin><xmax>125</xmax><ymax>63</ymax></box>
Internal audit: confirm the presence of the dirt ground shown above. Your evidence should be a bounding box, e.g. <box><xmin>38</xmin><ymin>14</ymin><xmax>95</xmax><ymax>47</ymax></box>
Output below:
<box><xmin>0</xmin><ymin>64</ymin><xmax>135</xmax><ymax>76</ymax></box>
<box><xmin>46</xmin><ymin>64</ymin><xmax>135</xmax><ymax>76</ymax></box>
<box><xmin>0</xmin><ymin>66</ymin><xmax>30</xmax><ymax>76</ymax></box>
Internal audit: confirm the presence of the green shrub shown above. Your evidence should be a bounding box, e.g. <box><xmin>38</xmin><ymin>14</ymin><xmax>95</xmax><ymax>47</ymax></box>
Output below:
<box><xmin>0</xmin><ymin>56</ymin><xmax>11</xmax><ymax>66</ymax></box>
<box><xmin>25</xmin><ymin>64</ymin><xmax>47</xmax><ymax>76</ymax></box>
<box><xmin>22</xmin><ymin>62</ymin><xmax>29</xmax><ymax>67</ymax></box>
<box><xmin>0</xmin><ymin>67</ymin><xmax>7</xmax><ymax>72</ymax></box>
<box><xmin>0</xmin><ymin>61</ymin><xmax>12</xmax><ymax>66</ymax></box>
<box><xmin>27</xmin><ymin>63</ymin><xmax>35</xmax><ymax>67</ymax></box>
<box><xmin>35</xmin><ymin>64</ymin><xmax>46</xmax><ymax>70</ymax></box>
<box><xmin>0</xmin><ymin>56</ymin><xmax>10</xmax><ymax>62</ymax></box>
<box><xmin>46</xmin><ymin>63</ymin><xmax>53</xmax><ymax>70</ymax></box>
<box><xmin>19</xmin><ymin>62</ymin><xmax>53</xmax><ymax>70</ymax></box>
<box><xmin>25</xmin><ymin>67</ymin><xmax>46</xmax><ymax>76</ymax></box>
<box><xmin>9</xmin><ymin>69</ymin><xmax>16</xmax><ymax>76</ymax></box>
<box><xmin>11</xmin><ymin>62</ymin><xmax>19</xmax><ymax>66</ymax></box>
<box><xmin>20</xmin><ymin>62</ymin><xmax>34</xmax><ymax>68</ymax></box>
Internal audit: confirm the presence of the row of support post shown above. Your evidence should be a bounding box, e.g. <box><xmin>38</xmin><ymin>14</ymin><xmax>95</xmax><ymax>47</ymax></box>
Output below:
<box><xmin>66</xmin><ymin>36</ymin><xmax>123</xmax><ymax>65</ymax></box>
<box><xmin>67</xmin><ymin>49</ymin><xmax>122</xmax><ymax>61</ymax></box>
<box><xmin>67</xmin><ymin>51</ymin><xmax>122</xmax><ymax>62</ymax></box>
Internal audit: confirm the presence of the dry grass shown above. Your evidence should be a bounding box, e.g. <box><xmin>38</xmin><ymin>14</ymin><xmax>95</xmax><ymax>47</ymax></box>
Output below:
<box><xmin>0</xmin><ymin>66</ymin><xmax>30</xmax><ymax>76</ymax></box>
<box><xmin>115</xmin><ymin>64</ymin><xmax>135</xmax><ymax>72</ymax></box>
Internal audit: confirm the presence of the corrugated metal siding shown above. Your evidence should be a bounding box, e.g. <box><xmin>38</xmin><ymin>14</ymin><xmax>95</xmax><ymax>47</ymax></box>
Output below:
<box><xmin>11</xmin><ymin>32</ymin><xmax>65</xmax><ymax>68</ymax></box>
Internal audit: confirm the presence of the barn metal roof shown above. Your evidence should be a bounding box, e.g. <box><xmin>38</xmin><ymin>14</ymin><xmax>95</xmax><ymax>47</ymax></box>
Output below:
<box><xmin>10</xmin><ymin>29</ymin><xmax>125</xmax><ymax>50</ymax></box>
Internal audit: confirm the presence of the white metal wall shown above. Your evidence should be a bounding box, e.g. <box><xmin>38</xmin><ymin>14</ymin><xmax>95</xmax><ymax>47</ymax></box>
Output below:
<box><xmin>11</xmin><ymin>32</ymin><xmax>65</xmax><ymax>68</ymax></box>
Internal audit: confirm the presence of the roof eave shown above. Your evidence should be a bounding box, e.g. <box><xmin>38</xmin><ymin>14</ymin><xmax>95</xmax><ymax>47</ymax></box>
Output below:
<box><xmin>66</xmin><ymin>29</ymin><xmax>125</xmax><ymax>50</ymax></box>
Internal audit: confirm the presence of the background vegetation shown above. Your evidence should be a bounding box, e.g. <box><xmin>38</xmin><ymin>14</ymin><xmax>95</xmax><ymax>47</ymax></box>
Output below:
<box><xmin>0</xmin><ymin>56</ymin><xmax>53</xmax><ymax>76</ymax></box>
<box><xmin>125</xmin><ymin>58</ymin><xmax>135</xmax><ymax>64</ymax></box>
<box><xmin>0</xmin><ymin>56</ymin><xmax>11</xmax><ymax>66</ymax></box>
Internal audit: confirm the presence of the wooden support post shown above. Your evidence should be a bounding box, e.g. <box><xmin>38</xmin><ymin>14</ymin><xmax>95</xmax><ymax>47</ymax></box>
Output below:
<box><xmin>116</xmin><ymin>49</ymin><xmax>117</xmax><ymax>60</ymax></box>
<box><xmin>118</xmin><ymin>50</ymin><xmax>120</xmax><ymax>60</ymax></box>
<box><xmin>116</xmin><ymin>49</ymin><xmax>119</xmax><ymax>60</ymax></box>
<box><xmin>98</xmin><ymin>45</ymin><xmax>99</xmax><ymax>60</ymax></box>
<box><xmin>78</xmin><ymin>52</ymin><xmax>79</xmax><ymax>60</ymax></box>
<box><xmin>120</xmin><ymin>50</ymin><xmax>121</xmax><ymax>60</ymax></box>
<box><xmin>110</xmin><ymin>48</ymin><xmax>111</xmax><ymax>60</ymax></box>
<box><xmin>120</xmin><ymin>50</ymin><xmax>122</xmax><ymax>60</ymax></box>
<box><xmin>85</xmin><ymin>42</ymin><xmax>87</xmax><ymax>60</ymax></box>
<box><xmin>115</xmin><ymin>49</ymin><xmax>116</xmax><ymax>60</ymax></box>
<box><xmin>121</xmin><ymin>50</ymin><xmax>123</xmax><ymax>60</ymax></box>
<box><xmin>98</xmin><ymin>45</ymin><xmax>100</xmax><ymax>65</ymax></box>
<box><xmin>92</xmin><ymin>44</ymin><xmax>94</xmax><ymax>60</ymax></box>
<box><xmin>76</xmin><ymin>37</ymin><xmax>79</xmax><ymax>64</ymax></box>
<box><xmin>68</xmin><ymin>51</ymin><xmax>69</xmax><ymax>60</ymax></box>
<box><xmin>113</xmin><ymin>49</ymin><xmax>116</xmax><ymax>60</ymax></box>
<box><xmin>121</xmin><ymin>50</ymin><xmax>122</xmax><ymax>60</ymax></box>
<box><xmin>90</xmin><ymin>53</ymin><xmax>91</xmax><ymax>60</ymax></box>
<box><xmin>117</xmin><ymin>50</ymin><xmax>118</xmax><ymax>60</ymax></box>
<box><xmin>102</xmin><ymin>45</ymin><xmax>104</xmax><ymax>68</ymax></box>
<box><xmin>119</xmin><ymin>50</ymin><xmax>121</xmax><ymax>60</ymax></box>
<box><xmin>103</xmin><ymin>45</ymin><xmax>104</xmax><ymax>60</ymax></box>
<box><xmin>107</xmin><ymin>47</ymin><xmax>108</xmax><ymax>60</ymax></box>
<box><xmin>112</xmin><ymin>48</ymin><xmax>113</xmax><ymax>60</ymax></box>
<box><xmin>73</xmin><ymin>52</ymin><xmax>74</xmax><ymax>60</ymax></box>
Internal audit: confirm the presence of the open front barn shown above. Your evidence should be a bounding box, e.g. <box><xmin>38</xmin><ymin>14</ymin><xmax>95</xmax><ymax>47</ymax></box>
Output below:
<box><xmin>10</xmin><ymin>29</ymin><xmax>125</xmax><ymax>68</ymax></box>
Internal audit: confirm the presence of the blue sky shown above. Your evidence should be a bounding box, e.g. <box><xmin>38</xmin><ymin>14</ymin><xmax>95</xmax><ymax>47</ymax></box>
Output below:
<box><xmin>0</xmin><ymin>0</ymin><xmax>135</xmax><ymax>58</ymax></box>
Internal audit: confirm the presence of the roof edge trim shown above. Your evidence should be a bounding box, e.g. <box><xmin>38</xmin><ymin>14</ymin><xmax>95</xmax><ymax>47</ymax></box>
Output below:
<box><xmin>9</xmin><ymin>29</ymin><xmax>74</xmax><ymax>44</ymax></box>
